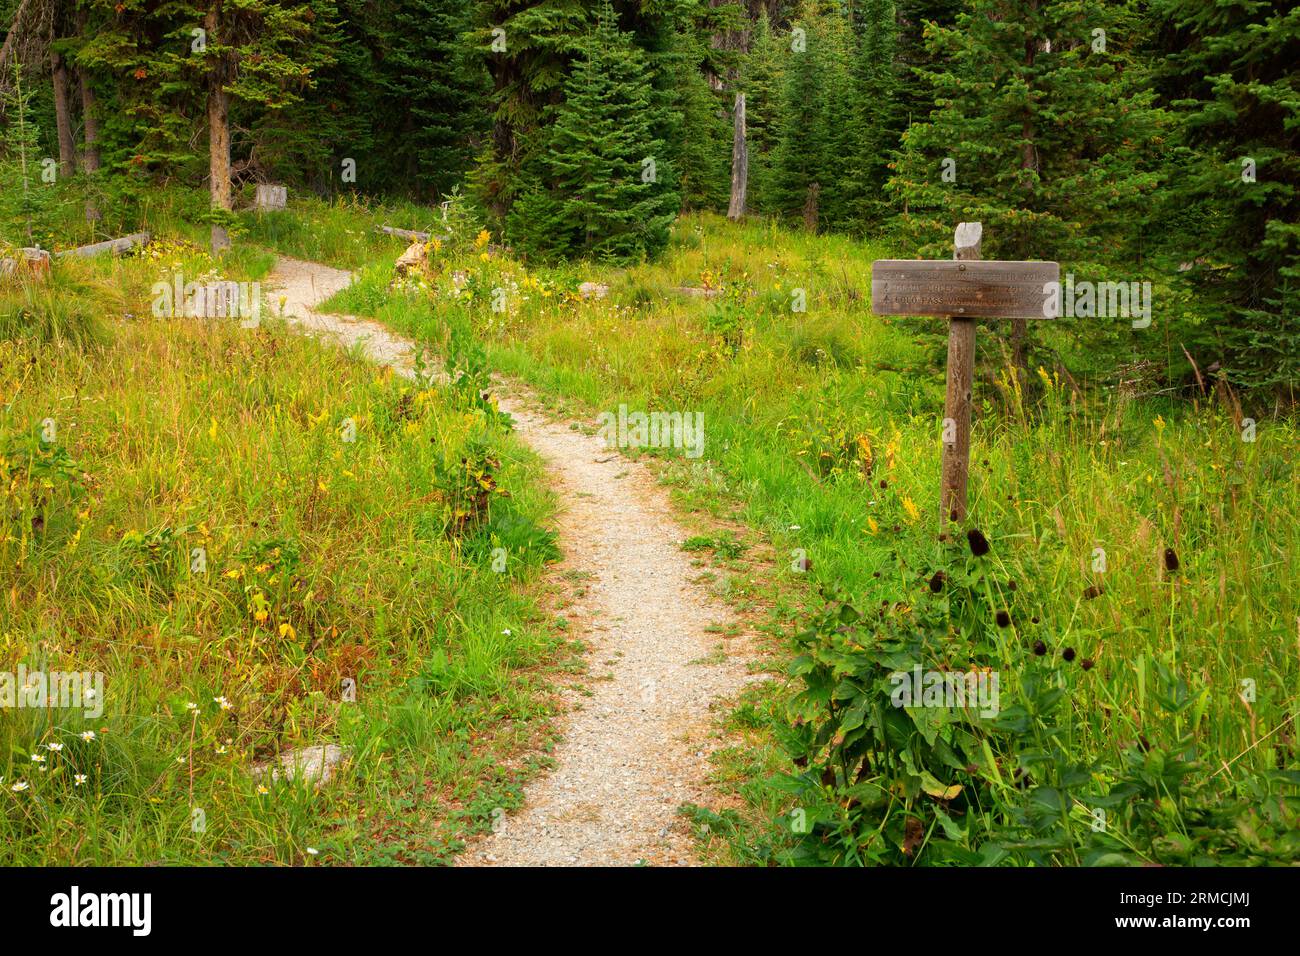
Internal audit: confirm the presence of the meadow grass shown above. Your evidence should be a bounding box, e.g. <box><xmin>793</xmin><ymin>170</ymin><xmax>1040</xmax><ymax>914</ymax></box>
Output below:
<box><xmin>0</xmin><ymin>233</ymin><xmax>568</xmax><ymax>864</ymax></box>
<box><xmin>299</xmin><ymin>203</ymin><xmax>1298</xmax><ymax>862</ymax></box>
<box><xmin>160</xmin><ymin>193</ymin><xmax>1300</xmax><ymax>863</ymax></box>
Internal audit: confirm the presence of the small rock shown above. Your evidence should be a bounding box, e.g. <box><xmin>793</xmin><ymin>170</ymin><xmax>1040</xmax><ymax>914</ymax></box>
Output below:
<box><xmin>252</xmin><ymin>743</ymin><xmax>345</xmax><ymax>788</ymax></box>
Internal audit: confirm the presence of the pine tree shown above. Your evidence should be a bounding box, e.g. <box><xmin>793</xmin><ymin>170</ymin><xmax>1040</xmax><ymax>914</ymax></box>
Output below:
<box><xmin>772</xmin><ymin>1</ymin><xmax>855</xmax><ymax>231</ymax></box>
<box><xmin>2</xmin><ymin>58</ymin><xmax>46</xmax><ymax>244</ymax></box>
<box><xmin>740</xmin><ymin>8</ymin><xmax>785</xmax><ymax>215</ymax></box>
<box><xmin>1152</xmin><ymin>0</ymin><xmax>1300</xmax><ymax>393</ymax></box>
<box><xmin>890</xmin><ymin>0</ymin><xmax>1160</xmax><ymax>262</ymax></box>
<box><xmin>470</xmin><ymin>0</ymin><xmax>593</xmax><ymax>221</ymax></box>
<box><xmin>892</xmin><ymin>0</ymin><xmax>960</xmax><ymax>128</ymax></box>
<box><xmin>889</xmin><ymin>0</ymin><xmax>1162</xmax><ymax>381</ymax></box>
<box><xmin>75</xmin><ymin>0</ymin><xmax>334</xmax><ymax>216</ymax></box>
<box><xmin>507</xmin><ymin>0</ymin><xmax>677</xmax><ymax>261</ymax></box>
<box><xmin>669</xmin><ymin>26</ymin><xmax>730</xmax><ymax>212</ymax></box>
<box><xmin>377</xmin><ymin>0</ymin><xmax>490</xmax><ymax>200</ymax></box>
<box><xmin>846</xmin><ymin>0</ymin><xmax>900</xmax><ymax>229</ymax></box>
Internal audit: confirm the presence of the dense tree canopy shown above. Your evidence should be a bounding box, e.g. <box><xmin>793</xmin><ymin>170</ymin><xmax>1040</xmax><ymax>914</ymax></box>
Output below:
<box><xmin>1</xmin><ymin>0</ymin><xmax>1296</xmax><ymax>391</ymax></box>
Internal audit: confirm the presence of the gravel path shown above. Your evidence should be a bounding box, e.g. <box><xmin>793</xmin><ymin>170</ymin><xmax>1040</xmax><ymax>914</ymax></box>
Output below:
<box><xmin>267</xmin><ymin>257</ymin><xmax>755</xmax><ymax>867</ymax></box>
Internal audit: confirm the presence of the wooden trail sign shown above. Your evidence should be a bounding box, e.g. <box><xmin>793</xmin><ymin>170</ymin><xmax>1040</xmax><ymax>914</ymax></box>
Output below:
<box><xmin>871</xmin><ymin>258</ymin><xmax>1059</xmax><ymax>320</ymax></box>
<box><xmin>870</xmin><ymin>224</ymin><xmax>1059</xmax><ymax>522</ymax></box>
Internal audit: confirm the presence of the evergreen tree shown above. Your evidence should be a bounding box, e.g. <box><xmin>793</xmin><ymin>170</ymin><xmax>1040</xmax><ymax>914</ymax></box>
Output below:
<box><xmin>2</xmin><ymin>59</ymin><xmax>46</xmax><ymax>244</ymax></box>
<box><xmin>669</xmin><ymin>25</ymin><xmax>730</xmax><ymax>211</ymax></box>
<box><xmin>470</xmin><ymin>0</ymin><xmax>593</xmax><ymax>221</ymax></box>
<box><xmin>76</xmin><ymin>0</ymin><xmax>334</xmax><ymax>205</ymax></box>
<box><xmin>740</xmin><ymin>8</ymin><xmax>785</xmax><ymax>215</ymax></box>
<box><xmin>846</xmin><ymin>0</ymin><xmax>900</xmax><ymax>228</ymax></box>
<box><xmin>892</xmin><ymin>0</ymin><xmax>960</xmax><ymax>128</ymax></box>
<box><xmin>1153</xmin><ymin>0</ymin><xmax>1300</xmax><ymax>393</ymax></box>
<box><xmin>889</xmin><ymin>0</ymin><xmax>1163</xmax><ymax>380</ymax></box>
<box><xmin>772</xmin><ymin>1</ymin><xmax>854</xmax><ymax>230</ymax></box>
<box><xmin>507</xmin><ymin>0</ymin><xmax>677</xmax><ymax>261</ymax></box>
<box><xmin>377</xmin><ymin>0</ymin><xmax>490</xmax><ymax>200</ymax></box>
<box><xmin>890</xmin><ymin>0</ymin><xmax>1160</xmax><ymax>262</ymax></box>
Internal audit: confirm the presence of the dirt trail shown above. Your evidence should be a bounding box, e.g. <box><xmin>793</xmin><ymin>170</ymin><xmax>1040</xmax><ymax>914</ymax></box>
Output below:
<box><xmin>267</xmin><ymin>257</ymin><xmax>755</xmax><ymax>866</ymax></box>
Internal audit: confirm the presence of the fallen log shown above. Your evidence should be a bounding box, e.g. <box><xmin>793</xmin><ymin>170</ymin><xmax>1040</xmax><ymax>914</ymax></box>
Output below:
<box><xmin>56</xmin><ymin>232</ymin><xmax>151</xmax><ymax>258</ymax></box>
<box><xmin>381</xmin><ymin>225</ymin><xmax>433</xmax><ymax>242</ymax></box>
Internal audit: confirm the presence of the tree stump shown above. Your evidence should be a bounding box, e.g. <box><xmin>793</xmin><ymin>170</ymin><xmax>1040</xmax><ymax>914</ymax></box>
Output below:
<box><xmin>21</xmin><ymin>248</ymin><xmax>51</xmax><ymax>277</ymax></box>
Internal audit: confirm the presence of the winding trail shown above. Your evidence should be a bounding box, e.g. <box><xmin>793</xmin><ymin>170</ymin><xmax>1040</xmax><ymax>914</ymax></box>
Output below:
<box><xmin>267</xmin><ymin>257</ymin><xmax>755</xmax><ymax>866</ymax></box>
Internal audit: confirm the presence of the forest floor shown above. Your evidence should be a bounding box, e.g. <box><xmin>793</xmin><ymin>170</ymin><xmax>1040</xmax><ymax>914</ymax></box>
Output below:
<box><xmin>268</xmin><ymin>257</ymin><xmax>760</xmax><ymax>866</ymax></box>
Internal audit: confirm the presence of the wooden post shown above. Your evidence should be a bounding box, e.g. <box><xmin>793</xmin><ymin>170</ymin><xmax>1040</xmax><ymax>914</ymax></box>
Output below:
<box><xmin>942</xmin><ymin>222</ymin><xmax>982</xmax><ymax>523</ymax></box>
<box><xmin>871</xmin><ymin>224</ymin><xmax>1056</xmax><ymax>525</ymax></box>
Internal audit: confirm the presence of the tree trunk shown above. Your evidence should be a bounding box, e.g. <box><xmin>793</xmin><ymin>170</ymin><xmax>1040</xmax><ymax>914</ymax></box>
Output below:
<box><xmin>208</xmin><ymin>80</ymin><xmax>232</xmax><ymax>252</ymax></box>
<box><xmin>51</xmin><ymin>50</ymin><xmax>77</xmax><ymax>178</ymax></box>
<box><xmin>728</xmin><ymin>92</ymin><xmax>747</xmax><ymax>222</ymax></box>
<box><xmin>0</xmin><ymin>0</ymin><xmax>31</xmax><ymax>75</ymax></box>
<box><xmin>802</xmin><ymin>182</ymin><xmax>820</xmax><ymax>233</ymax></box>
<box><xmin>78</xmin><ymin>76</ymin><xmax>100</xmax><ymax>172</ymax></box>
<box><xmin>73</xmin><ymin>7</ymin><xmax>100</xmax><ymax>173</ymax></box>
<box><xmin>208</xmin><ymin>83</ymin><xmax>232</xmax><ymax>212</ymax></box>
<box><xmin>206</xmin><ymin>5</ymin><xmax>232</xmax><ymax>253</ymax></box>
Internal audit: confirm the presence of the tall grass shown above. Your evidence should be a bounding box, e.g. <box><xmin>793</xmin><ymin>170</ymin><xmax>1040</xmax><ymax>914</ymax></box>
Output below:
<box><xmin>196</xmin><ymin>195</ymin><xmax>1300</xmax><ymax>862</ymax></box>
<box><xmin>0</xmin><ymin>240</ymin><xmax>564</xmax><ymax>865</ymax></box>
<box><xmin>315</xmin><ymin>207</ymin><xmax>1298</xmax><ymax>862</ymax></box>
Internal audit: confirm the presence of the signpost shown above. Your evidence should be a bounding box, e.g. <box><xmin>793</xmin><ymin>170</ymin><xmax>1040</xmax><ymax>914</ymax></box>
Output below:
<box><xmin>871</xmin><ymin>223</ymin><xmax>1059</xmax><ymax>523</ymax></box>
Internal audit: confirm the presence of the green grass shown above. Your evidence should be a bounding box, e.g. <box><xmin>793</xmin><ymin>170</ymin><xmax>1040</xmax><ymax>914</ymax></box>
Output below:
<box><xmin>0</xmin><ymin>234</ymin><xmax>568</xmax><ymax>865</ymax></box>
<box><xmin>308</xmin><ymin>205</ymin><xmax>1299</xmax><ymax>864</ymax></box>
<box><xmin>41</xmin><ymin>191</ymin><xmax>1293</xmax><ymax>865</ymax></box>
